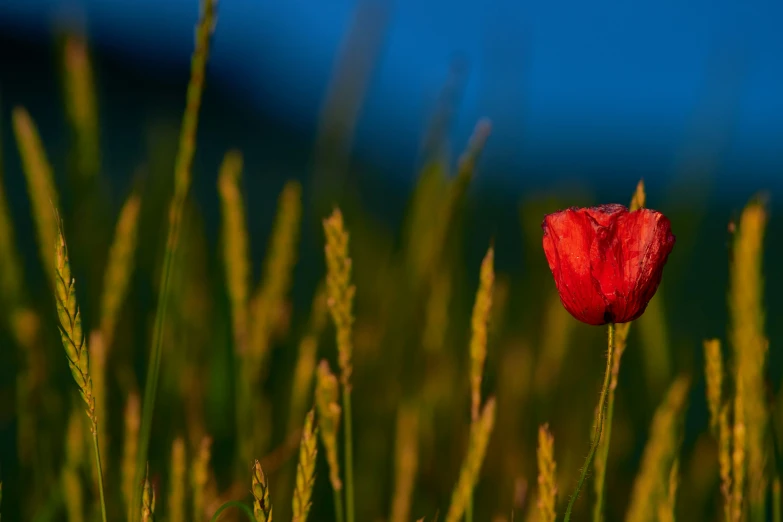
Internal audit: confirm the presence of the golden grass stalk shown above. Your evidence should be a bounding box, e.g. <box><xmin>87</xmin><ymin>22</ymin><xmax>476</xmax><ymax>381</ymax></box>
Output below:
<box><xmin>444</xmin><ymin>397</ymin><xmax>496</xmax><ymax>522</ymax></box>
<box><xmin>55</xmin><ymin>217</ymin><xmax>108</xmax><ymax>522</ymax></box>
<box><xmin>625</xmin><ymin>375</ymin><xmax>690</xmax><ymax>522</ymax></box>
<box><xmin>217</xmin><ymin>150</ymin><xmax>249</xmax><ymax>352</ymax></box>
<box><xmin>288</xmin><ymin>286</ymin><xmax>329</xmax><ymax>436</ymax></box>
<box><xmin>470</xmin><ymin>246</ymin><xmax>494</xmax><ymax>422</ymax></box>
<box><xmin>100</xmin><ymin>189</ymin><xmax>141</xmax><ymax>349</ymax></box>
<box><xmin>592</xmin><ymin>181</ymin><xmax>646</xmax><ymax>522</ymax></box>
<box><xmin>704</xmin><ymin>339</ymin><xmax>724</xmax><ymax>433</ymax></box>
<box><xmin>248</xmin><ymin>180</ymin><xmax>302</xmax><ymax>363</ymax></box>
<box><xmin>12</xmin><ymin>107</ymin><xmax>59</xmax><ymax>290</ymax></box>
<box><xmin>90</xmin><ymin>331</ymin><xmax>108</xmax><ymax>474</ymax></box>
<box><xmin>719</xmin><ymin>405</ymin><xmax>733</xmax><ymax>522</ymax></box>
<box><xmin>192</xmin><ymin>436</ymin><xmax>213</xmax><ymax>521</ymax></box>
<box><xmin>316</xmin><ymin>360</ymin><xmax>344</xmax><ymax>507</ymax></box>
<box><xmin>63</xmin><ymin>408</ymin><xmax>85</xmax><ymax>522</ymax></box>
<box><xmin>536</xmin><ymin>424</ymin><xmax>557</xmax><ymax>522</ymax></box>
<box><xmin>732</xmin><ymin>376</ymin><xmax>746</xmax><ymax>522</ymax></box>
<box><xmin>123</xmin><ymin>393</ymin><xmax>141</xmax><ymax>520</ymax></box>
<box><xmin>422</xmin><ymin>120</ymin><xmax>491</xmax><ymax>283</ymax></box>
<box><xmin>133</xmin><ymin>0</ymin><xmax>216</xmax><ymax>518</ymax></box>
<box><xmin>169</xmin><ymin>437</ymin><xmax>186</xmax><ymax>522</ymax></box>
<box><xmin>253</xmin><ymin>460</ymin><xmax>273</xmax><ymax>522</ymax></box>
<box><xmin>141</xmin><ymin>465</ymin><xmax>156</xmax><ymax>522</ymax></box>
<box><xmin>729</xmin><ymin>199</ymin><xmax>769</xmax><ymax>522</ymax></box>
<box><xmin>62</xmin><ymin>34</ymin><xmax>100</xmax><ymax>181</ymax></box>
<box><xmin>293</xmin><ymin>409</ymin><xmax>318</xmax><ymax>522</ymax></box>
<box><xmin>390</xmin><ymin>403</ymin><xmax>420</xmax><ymax>522</ymax></box>
<box><xmin>323</xmin><ymin>208</ymin><xmax>356</xmax><ymax>522</ymax></box>
<box><xmin>657</xmin><ymin>458</ymin><xmax>679</xmax><ymax>522</ymax></box>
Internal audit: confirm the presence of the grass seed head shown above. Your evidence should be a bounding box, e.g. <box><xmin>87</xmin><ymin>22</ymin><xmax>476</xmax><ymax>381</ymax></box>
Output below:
<box><xmin>253</xmin><ymin>459</ymin><xmax>273</xmax><ymax>522</ymax></box>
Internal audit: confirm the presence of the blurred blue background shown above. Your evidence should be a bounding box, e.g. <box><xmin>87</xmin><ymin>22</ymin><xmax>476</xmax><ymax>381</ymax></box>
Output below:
<box><xmin>0</xmin><ymin>0</ymin><xmax>781</xmax><ymax>198</ymax></box>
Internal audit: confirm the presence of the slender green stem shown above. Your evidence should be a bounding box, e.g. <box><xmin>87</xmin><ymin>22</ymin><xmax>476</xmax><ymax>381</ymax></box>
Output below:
<box><xmin>343</xmin><ymin>389</ymin><xmax>355</xmax><ymax>522</ymax></box>
<box><xmin>91</xmin><ymin>430</ymin><xmax>108</xmax><ymax>522</ymax></box>
<box><xmin>334</xmin><ymin>487</ymin><xmax>345</xmax><ymax>522</ymax></box>
<box><xmin>209</xmin><ymin>500</ymin><xmax>255</xmax><ymax>522</ymax></box>
<box><xmin>564</xmin><ymin>323</ymin><xmax>615</xmax><ymax>522</ymax></box>
<box><xmin>593</xmin><ymin>324</ymin><xmax>621</xmax><ymax>522</ymax></box>
<box><xmin>130</xmin><ymin>1</ymin><xmax>215</xmax><ymax>520</ymax></box>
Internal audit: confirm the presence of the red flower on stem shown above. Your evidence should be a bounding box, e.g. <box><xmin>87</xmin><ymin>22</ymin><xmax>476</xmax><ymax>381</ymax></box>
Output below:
<box><xmin>542</xmin><ymin>203</ymin><xmax>675</xmax><ymax>325</ymax></box>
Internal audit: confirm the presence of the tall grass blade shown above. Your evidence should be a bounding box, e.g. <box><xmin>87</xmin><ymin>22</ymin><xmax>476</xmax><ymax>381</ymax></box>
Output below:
<box><xmin>536</xmin><ymin>424</ymin><xmax>557</xmax><ymax>522</ymax></box>
<box><xmin>323</xmin><ymin>208</ymin><xmax>356</xmax><ymax>522</ymax></box>
<box><xmin>292</xmin><ymin>409</ymin><xmax>318</xmax><ymax>522</ymax></box>
<box><xmin>729</xmin><ymin>199</ymin><xmax>769</xmax><ymax>522</ymax></box>
<box><xmin>169</xmin><ymin>437</ymin><xmax>186</xmax><ymax>522</ymax></box>
<box><xmin>100</xmin><ymin>189</ymin><xmax>142</xmax><ymax>350</ymax></box>
<box><xmin>390</xmin><ymin>404</ymin><xmax>420</xmax><ymax>522</ymax></box>
<box><xmin>625</xmin><ymin>375</ymin><xmax>690</xmax><ymax>522</ymax></box>
<box><xmin>55</xmin><ymin>216</ymin><xmax>108</xmax><ymax>522</ymax></box>
<box><xmin>12</xmin><ymin>107</ymin><xmax>59</xmax><ymax>290</ymax></box>
<box><xmin>444</xmin><ymin>398</ymin><xmax>496</xmax><ymax>522</ymax></box>
<box><xmin>132</xmin><ymin>0</ymin><xmax>217</xmax><ymax>518</ymax></box>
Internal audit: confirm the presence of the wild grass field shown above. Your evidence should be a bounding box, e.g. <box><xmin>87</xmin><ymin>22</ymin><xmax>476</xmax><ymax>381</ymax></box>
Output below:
<box><xmin>0</xmin><ymin>1</ymin><xmax>781</xmax><ymax>521</ymax></box>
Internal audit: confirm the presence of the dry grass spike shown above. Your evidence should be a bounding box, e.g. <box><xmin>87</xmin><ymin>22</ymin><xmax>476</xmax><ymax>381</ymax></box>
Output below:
<box><xmin>536</xmin><ymin>423</ymin><xmax>557</xmax><ymax>522</ymax></box>
<box><xmin>253</xmin><ymin>459</ymin><xmax>273</xmax><ymax>522</ymax></box>
<box><xmin>470</xmin><ymin>246</ymin><xmax>494</xmax><ymax>422</ymax></box>
<box><xmin>293</xmin><ymin>409</ymin><xmax>318</xmax><ymax>522</ymax></box>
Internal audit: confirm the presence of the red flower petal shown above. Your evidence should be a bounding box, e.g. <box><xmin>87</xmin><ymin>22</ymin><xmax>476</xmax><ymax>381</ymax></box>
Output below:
<box><xmin>542</xmin><ymin>204</ymin><xmax>675</xmax><ymax>325</ymax></box>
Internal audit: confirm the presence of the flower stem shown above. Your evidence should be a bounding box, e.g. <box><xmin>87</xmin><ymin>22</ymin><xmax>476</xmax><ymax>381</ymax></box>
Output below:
<box><xmin>91</xmin><ymin>430</ymin><xmax>108</xmax><ymax>522</ymax></box>
<box><xmin>593</xmin><ymin>323</ymin><xmax>623</xmax><ymax>522</ymax></box>
<box><xmin>564</xmin><ymin>323</ymin><xmax>615</xmax><ymax>522</ymax></box>
<box><xmin>343</xmin><ymin>388</ymin><xmax>355</xmax><ymax>522</ymax></box>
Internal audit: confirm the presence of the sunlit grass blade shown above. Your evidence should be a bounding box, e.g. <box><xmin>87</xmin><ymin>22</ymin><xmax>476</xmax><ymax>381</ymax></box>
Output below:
<box><xmin>729</xmin><ymin>198</ymin><xmax>769</xmax><ymax>522</ymax></box>
<box><xmin>253</xmin><ymin>460</ymin><xmax>273</xmax><ymax>522</ymax></box>
<box><xmin>131</xmin><ymin>0</ymin><xmax>217</xmax><ymax>518</ymax></box>
<box><xmin>657</xmin><ymin>458</ymin><xmax>679</xmax><ymax>522</ymax></box>
<box><xmin>12</xmin><ymin>106</ymin><xmax>59</xmax><ymax>290</ymax></box>
<box><xmin>470</xmin><ymin>246</ymin><xmax>494</xmax><ymax>422</ymax></box>
<box><xmin>292</xmin><ymin>409</ymin><xmax>318</xmax><ymax>522</ymax></box>
<box><xmin>390</xmin><ymin>403</ymin><xmax>420</xmax><ymax>522</ymax></box>
<box><xmin>192</xmin><ymin>436</ymin><xmax>213</xmax><ymax>521</ymax></box>
<box><xmin>141</xmin><ymin>465</ymin><xmax>156</xmax><ymax>522</ymax></box>
<box><xmin>536</xmin><ymin>424</ymin><xmax>557</xmax><ymax>522</ymax></box>
<box><xmin>100</xmin><ymin>189</ymin><xmax>142</xmax><ymax>350</ymax></box>
<box><xmin>248</xmin><ymin>180</ymin><xmax>302</xmax><ymax>364</ymax></box>
<box><xmin>323</xmin><ymin>208</ymin><xmax>356</xmax><ymax>522</ymax></box>
<box><xmin>62</xmin><ymin>34</ymin><xmax>100</xmax><ymax>181</ymax></box>
<box><xmin>217</xmin><ymin>150</ymin><xmax>249</xmax><ymax>352</ymax></box>
<box><xmin>315</xmin><ymin>360</ymin><xmax>344</xmax><ymax>522</ymax></box>
<box><xmin>625</xmin><ymin>375</ymin><xmax>690</xmax><ymax>522</ymax></box>
<box><xmin>444</xmin><ymin>397</ymin><xmax>496</xmax><ymax>522</ymax></box>
<box><xmin>123</xmin><ymin>393</ymin><xmax>141</xmax><ymax>521</ymax></box>
<box><xmin>169</xmin><ymin>437</ymin><xmax>186</xmax><ymax>522</ymax></box>
<box><xmin>55</xmin><ymin>216</ymin><xmax>108</xmax><ymax>522</ymax></box>
<box><xmin>62</xmin><ymin>408</ymin><xmax>85</xmax><ymax>522</ymax></box>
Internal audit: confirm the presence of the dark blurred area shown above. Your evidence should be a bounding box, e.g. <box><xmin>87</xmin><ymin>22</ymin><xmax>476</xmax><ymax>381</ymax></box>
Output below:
<box><xmin>0</xmin><ymin>1</ymin><xmax>781</xmax><ymax>521</ymax></box>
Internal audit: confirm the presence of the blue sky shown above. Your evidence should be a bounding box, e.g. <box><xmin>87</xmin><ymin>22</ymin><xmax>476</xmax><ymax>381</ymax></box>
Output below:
<box><xmin>2</xmin><ymin>0</ymin><xmax>782</xmax><ymax>192</ymax></box>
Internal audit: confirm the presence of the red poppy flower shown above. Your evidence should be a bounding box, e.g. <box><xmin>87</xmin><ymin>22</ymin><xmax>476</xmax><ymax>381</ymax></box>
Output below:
<box><xmin>541</xmin><ymin>204</ymin><xmax>675</xmax><ymax>325</ymax></box>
